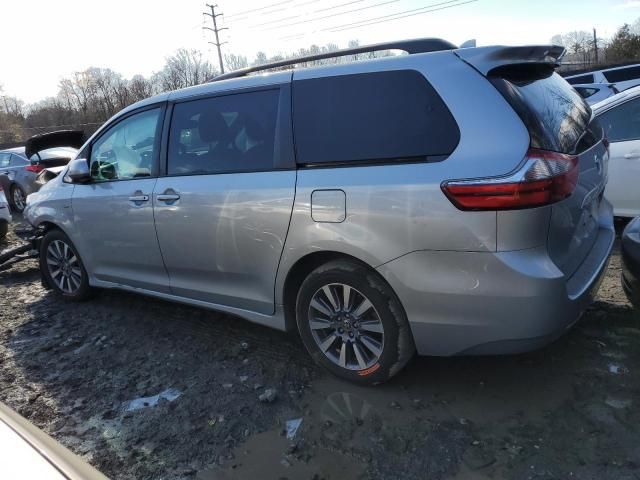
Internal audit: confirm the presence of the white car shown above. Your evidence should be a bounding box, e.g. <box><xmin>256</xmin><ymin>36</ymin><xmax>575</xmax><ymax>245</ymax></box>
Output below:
<box><xmin>593</xmin><ymin>86</ymin><xmax>640</xmax><ymax>217</ymax></box>
<box><xmin>566</xmin><ymin>63</ymin><xmax>640</xmax><ymax>92</ymax></box>
<box><xmin>0</xmin><ymin>185</ymin><xmax>11</xmax><ymax>239</ymax></box>
<box><xmin>0</xmin><ymin>401</ymin><xmax>108</xmax><ymax>479</ymax></box>
<box><xmin>573</xmin><ymin>83</ymin><xmax>619</xmax><ymax>105</ymax></box>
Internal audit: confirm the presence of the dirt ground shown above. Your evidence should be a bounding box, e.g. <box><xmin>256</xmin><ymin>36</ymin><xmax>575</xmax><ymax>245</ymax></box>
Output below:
<box><xmin>1</xmin><ymin>219</ymin><xmax>639</xmax><ymax>480</ymax></box>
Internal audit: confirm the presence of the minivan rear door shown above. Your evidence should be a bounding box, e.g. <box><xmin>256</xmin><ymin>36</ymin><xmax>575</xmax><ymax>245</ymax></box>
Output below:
<box><xmin>153</xmin><ymin>81</ymin><xmax>296</xmax><ymax>315</ymax></box>
<box><xmin>490</xmin><ymin>65</ymin><xmax>607</xmax><ymax>278</ymax></box>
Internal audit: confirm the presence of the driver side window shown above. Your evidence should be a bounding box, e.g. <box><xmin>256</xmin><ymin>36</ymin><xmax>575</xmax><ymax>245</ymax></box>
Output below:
<box><xmin>90</xmin><ymin>108</ymin><xmax>160</xmax><ymax>182</ymax></box>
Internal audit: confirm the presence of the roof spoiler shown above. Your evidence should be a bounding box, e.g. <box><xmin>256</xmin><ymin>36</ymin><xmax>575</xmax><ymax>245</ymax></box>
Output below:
<box><xmin>25</xmin><ymin>130</ymin><xmax>85</xmax><ymax>160</ymax></box>
<box><xmin>454</xmin><ymin>45</ymin><xmax>566</xmax><ymax>76</ymax></box>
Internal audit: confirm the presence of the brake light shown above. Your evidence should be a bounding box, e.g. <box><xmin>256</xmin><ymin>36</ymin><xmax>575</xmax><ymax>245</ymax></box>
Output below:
<box><xmin>25</xmin><ymin>164</ymin><xmax>44</xmax><ymax>173</ymax></box>
<box><xmin>442</xmin><ymin>148</ymin><xmax>579</xmax><ymax>211</ymax></box>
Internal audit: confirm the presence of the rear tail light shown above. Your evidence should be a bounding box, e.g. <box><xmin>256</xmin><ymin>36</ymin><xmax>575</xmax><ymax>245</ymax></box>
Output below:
<box><xmin>25</xmin><ymin>164</ymin><xmax>44</xmax><ymax>173</ymax></box>
<box><xmin>441</xmin><ymin>148</ymin><xmax>579</xmax><ymax>211</ymax></box>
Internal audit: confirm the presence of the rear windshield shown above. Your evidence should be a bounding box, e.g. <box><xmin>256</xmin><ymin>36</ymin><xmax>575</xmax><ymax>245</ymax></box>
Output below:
<box><xmin>491</xmin><ymin>68</ymin><xmax>592</xmax><ymax>154</ymax></box>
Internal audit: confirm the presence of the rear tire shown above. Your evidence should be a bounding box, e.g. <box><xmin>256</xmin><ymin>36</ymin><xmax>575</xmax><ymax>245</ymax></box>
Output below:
<box><xmin>40</xmin><ymin>229</ymin><xmax>93</xmax><ymax>301</ymax></box>
<box><xmin>296</xmin><ymin>259</ymin><xmax>415</xmax><ymax>385</ymax></box>
<box><xmin>11</xmin><ymin>184</ymin><xmax>26</xmax><ymax>213</ymax></box>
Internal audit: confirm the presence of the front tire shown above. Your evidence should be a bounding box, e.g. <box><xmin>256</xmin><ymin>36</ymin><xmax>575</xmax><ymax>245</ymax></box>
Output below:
<box><xmin>40</xmin><ymin>229</ymin><xmax>93</xmax><ymax>301</ymax></box>
<box><xmin>296</xmin><ymin>259</ymin><xmax>415</xmax><ymax>385</ymax></box>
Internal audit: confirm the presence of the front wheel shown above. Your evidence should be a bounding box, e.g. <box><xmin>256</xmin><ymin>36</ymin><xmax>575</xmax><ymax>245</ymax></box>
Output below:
<box><xmin>296</xmin><ymin>259</ymin><xmax>415</xmax><ymax>385</ymax></box>
<box><xmin>40</xmin><ymin>229</ymin><xmax>93</xmax><ymax>300</ymax></box>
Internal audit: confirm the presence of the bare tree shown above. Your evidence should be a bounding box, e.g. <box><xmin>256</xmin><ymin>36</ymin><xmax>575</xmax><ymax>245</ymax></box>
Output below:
<box><xmin>4</xmin><ymin>40</ymin><xmax>378</xmax><ymax>144</ymax></box>
<box><xmin>224</xmin><ymin>53</ymin><xmax>249</xmax><ymax>72</ymax></box>
<box><xmin>563</xmin><ymin>31</ymin><xmax>591</xmax><ymax>55</ymax></box>
<box><xmin>156</xmin><ymin>49</ymin><xmax>217</xmax><ymax>91</ymax></box>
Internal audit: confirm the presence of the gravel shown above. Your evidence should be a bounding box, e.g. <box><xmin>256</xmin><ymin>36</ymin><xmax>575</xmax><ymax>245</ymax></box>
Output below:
<box><xmin>1</xmin><ymin>218</ymin><xmax>639</xmax><ymax>480</ymax></box>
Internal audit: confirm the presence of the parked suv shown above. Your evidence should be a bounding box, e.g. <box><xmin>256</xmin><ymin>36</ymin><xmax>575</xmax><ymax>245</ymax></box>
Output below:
<box><xmin>24</xmin><ymin>39</ymin><xmax>614</xmax><ymax>384</ymax></box>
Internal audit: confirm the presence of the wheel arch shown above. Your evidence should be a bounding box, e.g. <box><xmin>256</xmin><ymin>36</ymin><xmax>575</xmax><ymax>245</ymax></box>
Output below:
<box><xmin>37</xmin><ymin>220</ymin><xmax>67</xmax><ymax>236</ymax></box>
<box><xmin>281</xmin><ymin>250</ymin><xmax>404</xmax><ymax>333</ymax></box>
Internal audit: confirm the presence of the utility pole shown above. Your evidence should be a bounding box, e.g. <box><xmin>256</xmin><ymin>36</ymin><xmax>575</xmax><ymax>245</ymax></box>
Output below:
<box><xmin>203</xmin><ymin>4</ymin><xmax>227</xmax><ymax>74</ymax></box>
<box><xmin>593</xmin><ymin>28</ymin><xmax>599</xmax><ymax>64</ymax></box>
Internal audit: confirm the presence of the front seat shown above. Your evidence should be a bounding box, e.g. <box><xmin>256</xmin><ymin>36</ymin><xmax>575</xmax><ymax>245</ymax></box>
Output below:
<box><xmin>197</xmin><ymin>110</ymin><xmax>239</xmax><ymax>170</ymax></box>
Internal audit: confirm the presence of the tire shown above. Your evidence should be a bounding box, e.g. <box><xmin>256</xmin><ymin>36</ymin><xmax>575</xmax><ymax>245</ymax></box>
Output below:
<box><xmin>40</xmin><ymin>229</ymin><xmax>93</xmax><ymax>301</ymax></box>
<box><xmin>0</xmin><ymin>220</ymin><xmax>7</xmax><ymax>240</ymax></box>
<box><xmin>11</xmin><ymin>184</ymin><xmax>26</xmax><ymax>213</ymax></box>
<box><xmin>296</xmin><ymin>259</ymin><xmax>415</xmax><ymax>385</ymax></box>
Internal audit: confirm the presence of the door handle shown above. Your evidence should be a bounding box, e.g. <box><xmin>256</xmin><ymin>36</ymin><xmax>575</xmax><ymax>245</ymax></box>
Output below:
<box><xmin>157</xmin><ymin>194</ymin><xmax>180</xmax><ymax>202</ymax></box>
<box><xmin>624</xmin><ymin>152</ymin><xmax>640</xmax><ymax>159</ymax></box>
<box><xmin>129</xmin><ymin>195</ymin><xmax>149</xmax><ymax>202</ymax></box>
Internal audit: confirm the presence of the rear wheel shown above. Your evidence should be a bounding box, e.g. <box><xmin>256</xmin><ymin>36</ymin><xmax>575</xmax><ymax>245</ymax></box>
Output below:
<box><xmin>40</xmin><ymin>229</ymin><xmax>93</xmax><ymax>300</ymax></box>
<box><xmin>296</xmin><ymin>259</ymin><xmax>415</xmax><ymax>385</ymax></box>
<box><xmin>11</xmin><ymin>185</ymin><xmax>26</xmax><ymax>213</ymax></box>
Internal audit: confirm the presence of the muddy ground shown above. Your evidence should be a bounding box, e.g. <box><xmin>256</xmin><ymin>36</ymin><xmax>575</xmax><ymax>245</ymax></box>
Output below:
<box><xmin>0</xmin><ymin>219</ymin><xmax>639</xmax><ymax>480</ymax></box>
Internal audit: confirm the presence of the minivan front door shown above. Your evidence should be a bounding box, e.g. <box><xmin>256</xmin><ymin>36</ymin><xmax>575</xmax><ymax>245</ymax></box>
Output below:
<box><xmin>153</xmin><ymin>86</ymin><xmax>296</xmax><ymax>314</ymax></box>
<box><xmin>71</xmin><ymin>106</ymin><xmax>170</xmax><ymax>292</ymax></box>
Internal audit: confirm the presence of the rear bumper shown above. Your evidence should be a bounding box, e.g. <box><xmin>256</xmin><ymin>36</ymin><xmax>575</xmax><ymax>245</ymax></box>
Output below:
<box><xmin>377</xmin><ymin>207</ymin><xmax>615</xmax><ymax>356</ymax></box>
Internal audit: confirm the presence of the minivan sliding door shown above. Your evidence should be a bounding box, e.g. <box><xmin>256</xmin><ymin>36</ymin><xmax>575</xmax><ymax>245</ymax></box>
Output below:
<box><xmin>153</xmin><ymin>84</ymin><xmax>296</xmax><ymax>314</ymax></box>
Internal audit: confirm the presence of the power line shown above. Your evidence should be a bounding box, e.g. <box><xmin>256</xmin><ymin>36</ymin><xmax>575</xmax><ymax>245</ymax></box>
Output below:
<box><xmin>227</xmin><ymin>0</ymin><xmax>325</xmax><ymax>22</ymax></box>
<box><xmin>258</xmin><ymin>0</ymin><xmax>400</xmax><ymax>31</ymax></box>
<box><xmin>203</xmin><ymin>4</ymin><xmax>228</xmax><ymax>74</ymax></box>
<box><xmin>326</xmin><ymin>0</ymin><xmax>478</xmax><ymax>32</ymax></box>
<box><xmin>249</xmin><ymin>0</ymin><xmax>367</xmax><ymax>28</ymax></box>
<box><xmin>315</xmin><ymin>0</ymin><xmax>367</xmax><ymax>13</ymax></box>
<box><xmin>225</xmin><ymin>0</ymin><xmax>295</xmax><ymax>19</ymax></box>
<box><xmin>250</xmin><ymin>0</ymin><xmax>367</xmax><ymax>28</ymax></box>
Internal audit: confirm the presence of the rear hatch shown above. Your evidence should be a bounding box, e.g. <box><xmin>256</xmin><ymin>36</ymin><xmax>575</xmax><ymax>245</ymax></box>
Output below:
<box><xmin>25</xmin><ymin>130</ymin><xmax>83</xmax><ymax>169</ymax></box>
<box><xmin>490</xmin><ymin>65</ymin><xmax>607</xmax><ymax>278</ymax></box>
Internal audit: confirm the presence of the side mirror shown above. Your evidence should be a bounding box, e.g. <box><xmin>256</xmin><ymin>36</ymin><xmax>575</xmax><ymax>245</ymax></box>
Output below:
<box><xmin>66</xmin><ymin>158</ymin><xmax>91</xmax><ymax>183</ymax></box>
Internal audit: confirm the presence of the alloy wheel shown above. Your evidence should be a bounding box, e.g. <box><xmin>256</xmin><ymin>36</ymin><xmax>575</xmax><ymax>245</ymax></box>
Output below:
<box><xmin>46</xmin><ymin>240</ymin><xmax>82</xmax><ymax>294</ymax></box>
<box><xmin>12</xmin><ymin>187</ymin><xmax>25</xmax><ymax>211</ymax></box>
<box><xmin>308</xmin><ymin>283</ymin><xmax>384</xmax><ymax>370</ymax></box>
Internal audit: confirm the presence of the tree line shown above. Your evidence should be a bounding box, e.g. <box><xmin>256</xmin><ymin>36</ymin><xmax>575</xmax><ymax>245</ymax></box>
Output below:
<box><xmin>5</xmin><ymin>18</ymin><xmax>640</xmax><ymax>146</ymax></box>
<box><xmin>1</xmin><ymin>40</ymin><xmax>383</xmax><ymax>145</ymax></box>
<box><xmin>553</xmin><ymin>18</ymin><xmax>640</xmax><ymax>71</ymax></box>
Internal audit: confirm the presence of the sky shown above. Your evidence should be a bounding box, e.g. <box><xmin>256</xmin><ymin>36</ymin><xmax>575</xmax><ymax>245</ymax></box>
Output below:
<box><xmin>1</xmin><ymin>0</ymin><xmax>639</xmax><ymax>104</ymax></box>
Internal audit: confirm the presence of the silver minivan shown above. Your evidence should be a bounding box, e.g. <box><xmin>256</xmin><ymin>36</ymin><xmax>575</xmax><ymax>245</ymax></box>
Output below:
<box><xmin>25</xmin><ymin>39</ymin><xmax>614</xmax><ymax>384</ymax></box>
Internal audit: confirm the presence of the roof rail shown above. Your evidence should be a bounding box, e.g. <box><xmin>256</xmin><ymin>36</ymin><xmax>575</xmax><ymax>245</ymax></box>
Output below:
<box><xmin>210</xmin><ymin>37</ymin><xmax>457</xmax><ymax>82</ymax></box>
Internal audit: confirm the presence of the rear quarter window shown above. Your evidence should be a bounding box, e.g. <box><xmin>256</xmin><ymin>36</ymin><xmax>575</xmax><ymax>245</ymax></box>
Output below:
<box><xmin>292</xmin><ymin>70</ymin><xmax>460</xmax><ymax>165</ymax></box>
